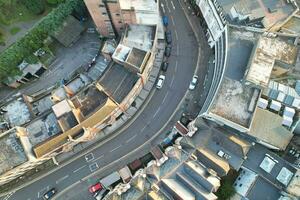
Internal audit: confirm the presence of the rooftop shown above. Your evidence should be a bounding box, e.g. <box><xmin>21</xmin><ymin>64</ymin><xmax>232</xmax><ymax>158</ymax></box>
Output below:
<box><xmin>119</xmin><ymin>0</ymin><xmax>158</xmax><ymax>25</ymax></box>
<box><xmin>246</xmin><ymin>36</ymin><xmax>298</xmax><ymax>87</ymax></box>
<box><xmin>217</xmin><ymin>0</ymin><xmax>296</xmax><ymax>29</ymax></box>
<box><xmin>71</xmin><ymin>85</ymin><xmax>108</xmax><ymax>118</ymax></box>
<box><xmin>125</xmin><ymin>47</ymin><xmax>148</xmax><ymax>69</ymax></box>
<box><xmin>123</xmin><ymin>25</ymin><xmax>155</xmax><ymax>52</ymax></box>
<box><xmin>26</xmin><ymin>112</ymin><xmax>61</xmax><ymax>146</ymax></box>
<box><xmin>64</xmin><ymin>74</ymin><xmax>91</xmax><ymax>97</ymax></box>
<box><xmin>210</xmin><ymin>77</ymin><xmax>258</xmax><ymax>128</ymax></box>
<box><xmin>0</xmin><ymin>129</ymin><xmax>28</xmax><ymax>175</ymax></box>
<box><xmin>1</xmin><ymin>96</ymin><xmax>33</xmax><ymax>127</ymax></box>
<box><xmin>249</xmin><ymin>107</ymin><xmax>293</xmax><ymax>150</ymax></box>
<box><xmin>98</xmin><ymin>63</ymin><xmax>139</xmax><ymax>103</ymax></box>
<box><xmin>112</xmin><ymin>44</ymin><xmax>131</xmax><ymax>63</ymax></box>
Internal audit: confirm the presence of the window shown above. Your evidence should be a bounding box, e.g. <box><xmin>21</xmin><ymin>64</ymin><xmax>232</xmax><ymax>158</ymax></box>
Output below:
<box><xmin>116</xmin><ymin>13</ymin><xmax>120</xmax><ymax>16</ymax></box>
<box><xmin>102</xmin><ymin>12</ymin><xmax>107</xmax><ymax>15</ymax></box>
<box><xmin>99</xmin><ymin>4</ymin><xmax>104</xmax><ymax>7</ymax></box>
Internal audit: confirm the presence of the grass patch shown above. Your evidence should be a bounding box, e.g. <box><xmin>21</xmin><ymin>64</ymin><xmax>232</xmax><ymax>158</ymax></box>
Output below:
<box><xmin>216</xmin><ymin>170</ymin><xmax>238</xmax><ymax>200</ymax></box>
<box><xmin>0</xmin><ymin>1</ymin><xmax>54</xmax><ymax>25</ymax></box>
<box><xmin>9</xmin><ymin>27</ymin><xmax>21</xmax><ymax>35</ymax></box>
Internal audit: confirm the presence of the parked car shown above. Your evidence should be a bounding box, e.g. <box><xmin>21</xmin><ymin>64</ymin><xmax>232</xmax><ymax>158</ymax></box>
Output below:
<box><xmin>165</xmin><ymin>46</ymin><xmax>171</xmax><ymax>57</ymax></box>
<box><xmin>189</xmin><ymin>75</ymin><xmax>198</xmax><ymax>90</ymax></box>
<box><xmin>156</xmin><ymin>75</ymin><xmax>166</xmax><ymax>89</ymax></box>
<box><xmin>165</xmin><ymin>31</ymin><xmax>172</xmax><ymax>44</ymax></box>
<box><xmin>161</xmin><ymin>62</ymin><xmax>169</xmax><ymax>72</ymax></box>
<box><xmin>43</xmin><ymin>188</ymin><xmax>56</xmax><ymax>200</ymax></box>
<box><xmin>163</xmin><ymin>16</ymin><xmax>169</xmax><ymax>26</ymax></box>
<box><xmin>89</xmin><ymin>183</ymin><xmax>103</xmax><ymax>194</ymax></box>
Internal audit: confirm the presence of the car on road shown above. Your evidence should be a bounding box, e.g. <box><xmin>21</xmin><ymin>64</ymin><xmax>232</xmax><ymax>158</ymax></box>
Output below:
<box><xmin>43</xmin><ymin>188</ymin><xmax>56</xmax><ymax>200</ymax></box>
<box><xmin>161</xmin><ymin>61</ymin><xmax>169</xmax><ymax>72</ymax></box>
<box><xmin>165</xmin><ymin>30</ymin><xmax>172</xmax><ymax>44</ymax></box>
<box><xmin>89</xmin><ymin>182</ymin><xmax>103</xmax><ymax>194</ymax></box>
<box><xmin>165</xmin><ymin>46</ymin><xmax>171</xmax><ymax>57</ymax></box>
<box><xmin>189</xmin><ymin>75</ymin><xmax>198</xmax><ymax>90</ymax></box>
<box><xmin>156</xmin><ymin>75</ymin><xmax>166</xmax><ymax>89</ymax></box>
<box><xmin>162</xmin><ymin>16</ymin><xmax>169</xmax><ymax>26</ymax></box>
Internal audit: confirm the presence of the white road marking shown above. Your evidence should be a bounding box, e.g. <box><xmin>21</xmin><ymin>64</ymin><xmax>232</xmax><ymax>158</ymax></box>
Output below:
<box><xmin>56</xmin><ymin>175</ymin><xmax>69</xmax><ymax>184</ymax></box>
<box><xmin>153</xmin><ymin>107</ymin><xmax>161</xmax><ymax>118</ymax></box>
<box><xmin>175</xmin><ymin>30</ymin><xmax>179</xmax><ymax>41</ymax></box>
<box><xmin>175</xmin><ymin>60</ymin><xmax>178</xmax><ymax>74</ymax></box>
<box><xmin>170</xmin><ymin>75</ymin><xmax>175</xmax><ymax>87</ymax></box>
<box><xmin>110</xmin><ymin>145</ymin><xmax>122</xmax><ymax>152</ymax></box>
<box><xmin>73</xmin><ymin>165</ymin><xmax>87</xmax><ymax>173</ymax></box>
<box><xmin>94</xmin><ymin>155</ymin><xmax>104</xmax><ymax>162</ymax></box>
<box><xmin>2</xmin><ymin>191</ymin><xmax>15</xmax><ymax>200</ymax></box>
<box><xmin>89</xmin><ymin>162</ymin><xmax>99</xmax><ymax>172</ymax></box>
<box><xmin>141</xmin><ymin>125</ymin><xmax>147</xmax><ymax>132</ymax></box>
<box><xmin>85</xmin><ymin>153</ymin><xmax>94</xmax><ymax>162</ymax></box>
<box><xmin>126</xmin><ymin>134</ymin><xmax>137</xmax><ymax>143</ymax></box>
<box><xmin>171</xmin><ymin>15</ymin><xmax>175</xmax><ymax>26</ymax></box>
<box><xmin>162</xmin><ymin>91</ymin><xmax>169</xmax><ymax>104</ymax></box>
<box><xmin>171</xmin><ymin>0</ymin><xmax>176</xmax><ymax>10</ymax></box>
<box><xmin>161</xmin><ymin>3</ymin><xmax>165</xmax><ymax>13</ymax></box>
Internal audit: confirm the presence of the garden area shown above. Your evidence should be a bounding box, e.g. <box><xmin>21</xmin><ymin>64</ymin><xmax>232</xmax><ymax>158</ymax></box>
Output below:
<box><xmin>0</xmin><ymin>0</ymin><xmax>65</xmax><ymax>48</ymax></box>
<box><xmin>0</xmin><ymin>0</ymin><xmax>86</xmax><ymax>82</ymax></box>
<box><xmin>216</xmin><ymin>170</ymin><xmax>238</xmax><ymax>200</ymax></box>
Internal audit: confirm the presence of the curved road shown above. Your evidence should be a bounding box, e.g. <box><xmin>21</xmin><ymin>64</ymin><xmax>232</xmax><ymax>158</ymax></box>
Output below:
<box><xmin>6</xmin><ymin>0</ymin><xmax>206</xmax><ymax>199</ymax></box>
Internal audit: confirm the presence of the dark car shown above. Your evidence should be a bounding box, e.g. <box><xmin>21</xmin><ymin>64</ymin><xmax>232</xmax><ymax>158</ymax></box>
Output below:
<box><xmin>163</xmin><ymin>16</ymin><xmax>169</xmax><ymax>26</ymax></box>
<box><xmin>161</xmin><ymin>62</ymin><xmax>169</xmax><ymax>72</ymax></box>
<box><xmin>165</xmin><ymin>31</ymin><xmax>172</xmax><ymax>44</ymax></box>
<box><xmin>43</xmin><ymin>188</ymin><xmax>56</xmax><ymax>200</ymax></box>
<box><xmin>165</xmin><ymin>46</ymin><xmax>172</xmax><ymax>57</ymax></box>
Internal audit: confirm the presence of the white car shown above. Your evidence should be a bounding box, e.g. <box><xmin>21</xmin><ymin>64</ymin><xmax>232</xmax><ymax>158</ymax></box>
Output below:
<box><xmin>156</xmin><ymin>75</ymin><xmax>165</xmax><ymax>89</ymax></box>
<box><xmin>189</xmin><ymin>75</ymin><xmax>198</xmax><ymax>90</ymax></box>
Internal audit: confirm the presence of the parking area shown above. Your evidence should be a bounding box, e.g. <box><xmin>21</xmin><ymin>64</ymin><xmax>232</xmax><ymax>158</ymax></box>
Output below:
<box><xmin>98</xmin><ymin>63</ymin><xmax>139</xmax><ymax>104</ymax></box>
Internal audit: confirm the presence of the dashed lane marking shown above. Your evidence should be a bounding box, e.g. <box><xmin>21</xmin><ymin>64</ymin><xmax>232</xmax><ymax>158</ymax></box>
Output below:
<box><xmin>73</xmin><ymin>165</ymin><xmax>87</xmax><ymax>173</ymax></box>
<box><xmin>110</xmin><ymin>145</ymin><xmax>122</xmax><ymax>153</ymax></box>
<box><xmin>56</xmin><ymin>175</ymin><xmax>69</xmax><ymax>184</ymax></box>
<box><xmin>126</xmin><ymin>134</ymin><xmax>137</xmax><ymax>143</ymax></box>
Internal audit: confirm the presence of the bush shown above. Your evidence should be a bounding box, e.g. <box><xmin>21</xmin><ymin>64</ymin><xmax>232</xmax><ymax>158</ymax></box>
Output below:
<box><xmin>47</xmin><ymin>0</ymin><xmax>65</xmax><ymax>5</ymax></box>
<box><xmin>10</xmin><ymin>27</ymin><xmax>21</xmax><ymax>35</ymax></box>
<box><xmin>23</xmin><ymin>0</ymin><xmax>46</xmax><ymax>15</ymax></box>
<box><xmin>0</xmin><ymin>0</ymin><xmax>84</xmax><ymax>81</ymax></box>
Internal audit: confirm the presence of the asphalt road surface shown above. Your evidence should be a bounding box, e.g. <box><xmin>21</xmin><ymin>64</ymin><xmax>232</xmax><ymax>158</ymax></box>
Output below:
<box><xmin>4</xmin><ymin>0</ymin><xmax>209</xmax><ymax>199</ymax></box>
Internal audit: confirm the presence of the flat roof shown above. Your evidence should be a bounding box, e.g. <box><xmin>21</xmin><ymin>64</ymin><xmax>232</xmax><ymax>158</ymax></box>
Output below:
<box><xmin>112</xmin><ymin>44</ymin><xmax>131</xmax><ymax>63</ymax></box>
<box><xmin>52</xmin><ymin>99</ymin><xmax>72</xmax><ymax>118</ymax></box>
<box><xmin>210</xmin><ymin>78</ymin><xmax>258</xmax><ymax>128</ymax></box>
<box><xmin>26</xmin><ymin>112</ymin><xmax>61</xmax><ymax>146</ymax></box>
<box><xmin>217</xmin><ymin>0</ymin><xmax>295</xmax><ymax>29</ymax></box>
<box><xmin>123</xmin><ymin>25</ymin><xmax>155</xmax><ymax>52</ymax></box>
<box><xmin>247</xmin><ymin>176</ymin><xmax>281</xmax><ymax>200</ymax></box>
<box><xmin>65</xmin><ymin>74</ymin><xmax>91</xmax><ymax>96</ymax></box>
<box><xmin>281</xmin><ymin>16</ymin><xmax>300</xmax><ymax>35</ymax></box>
<box><xmin>119</xmin><ymin>0</ymin><xmax>160</xmax><ymax>25</ymax></box>
<box><xmin>31</xmin><ymin>94</ymin><xmax>54</xmax><ymax>114</ymax></box>
<box><xmin>249</xmin><ymin>107</ymin><xmax>293</xmax><ymax>150</ymax></box>
<box><xmin>98</xmin><ymin>63</ymin><xmax>139</xmax><ymax>103</ymax></box>
<box><xmin>126</xmin><ymin>47</ymin><xmax>147</xmax><ymax>69</ymax></box>
<box><xmin>246</xmin><ymin>36</ymin><xmax>298</xmax><ymax>87</ymax></box>
<box><xmin>71</xmin><ymin>85</ymin><xmax>108</xmax><ymax>117</ymax></box>
<box><xmin>0</xmin><ymin>129</ymin><xmax>28</xmax><ymax>175</ymax></box>
<box><xmin>1</xmin><ymin>97</ymin><xmax>33</xmax><ymax>127</ymax></box>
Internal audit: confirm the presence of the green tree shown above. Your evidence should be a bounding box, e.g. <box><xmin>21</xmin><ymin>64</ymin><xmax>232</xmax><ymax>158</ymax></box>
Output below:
<box><xmin>216</xmin><ymin>179</ymin><xmax>236</xmax><ymax>200</ymax></box>
<box><xmin>47</xmin><ymin>0</ymin><xmax>65</xmax><ymax>5</ymax></box>
<box><xmin>23</xmin><ymin>0</ymin><xmax>45</xmax><ymax>15</ymax></box>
